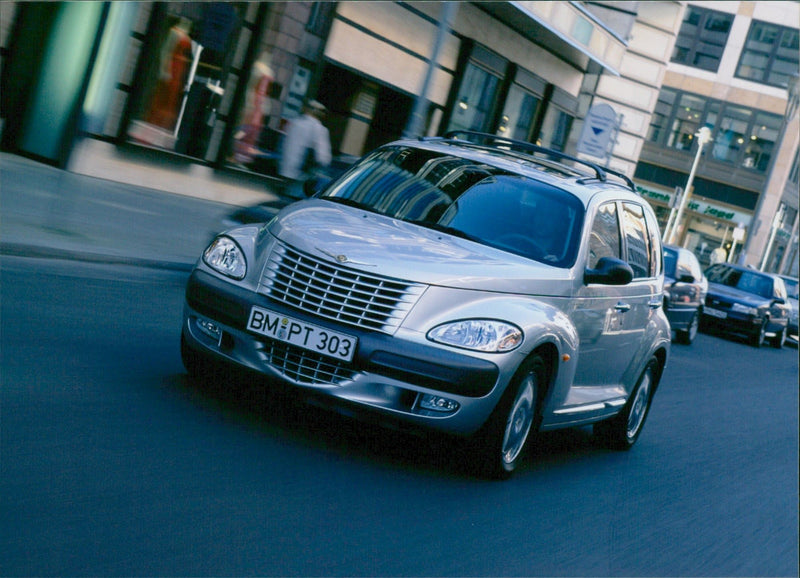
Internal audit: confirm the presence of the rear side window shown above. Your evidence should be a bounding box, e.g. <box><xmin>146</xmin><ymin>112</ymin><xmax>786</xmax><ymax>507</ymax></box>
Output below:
<box><xmin>588</xmin><ymin>202</ymin><xmax>621</xmax><ymax>269</ymax></box>
<box><xmin>622</xmin><ymin>202</ymin><xmax>653</xmax><ymax>279</ymax></box>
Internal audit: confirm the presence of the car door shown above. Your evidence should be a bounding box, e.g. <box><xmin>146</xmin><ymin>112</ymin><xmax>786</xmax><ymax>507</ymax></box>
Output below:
<box><xmin>571</xmin><ymin>200</ymin><xmax>659</xmax><ymax>394</ymax></box>
<box><xmin>570</xmin><ymin>200</ymin><xmax>632</xmax><ymax>395</ymax></box>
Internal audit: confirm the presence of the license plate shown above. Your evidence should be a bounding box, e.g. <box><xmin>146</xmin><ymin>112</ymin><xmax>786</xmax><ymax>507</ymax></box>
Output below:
<box><xmin>705</xmin><ymin>307</ymin><xmax>727</xmax><ymax>319</ymax></box>
<box><xmin>247</xmin><ymin>306</ymin><xmax>357</xmax><ymax>362</ymax></box>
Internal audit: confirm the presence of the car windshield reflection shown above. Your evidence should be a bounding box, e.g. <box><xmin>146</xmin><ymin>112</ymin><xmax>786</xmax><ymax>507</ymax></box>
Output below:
<box><xmin>321</xmin><ymin>146</ymin><xmax>585</xmax><ymax>267</ymax></box>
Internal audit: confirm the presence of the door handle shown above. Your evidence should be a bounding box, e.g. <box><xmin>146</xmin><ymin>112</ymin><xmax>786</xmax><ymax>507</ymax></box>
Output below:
<box><xmin>615</xmin><ymin>302</ymin><xmax>631</xmax><ymax>312</ymax></box>
<box><xmin>648</xmin><ymin>299</ymin><xmax>662</xmax><ymax>309</ymax></box>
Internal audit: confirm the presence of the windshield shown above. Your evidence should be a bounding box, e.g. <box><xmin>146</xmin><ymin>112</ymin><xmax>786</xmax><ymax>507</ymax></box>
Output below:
<box><xmin>706</xmin><ymin>265</ymin><xmax>774</xmax><ymax>299</ymax></box>
<box><xmin>321</xmin><ymin>146</ymin><xmax>585</xmax><ymax>267</ymax></box>
<box><xmin>781</xmin><ymin>277</ymin><xmax>798</xmax><ymax>300</ymax></box>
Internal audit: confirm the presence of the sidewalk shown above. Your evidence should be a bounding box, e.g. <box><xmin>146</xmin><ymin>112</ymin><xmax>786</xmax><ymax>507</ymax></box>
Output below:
<box><xmin>0</xmin><ymin>153</ymin><xmax>276</xmax><ymax>271</ymax></box>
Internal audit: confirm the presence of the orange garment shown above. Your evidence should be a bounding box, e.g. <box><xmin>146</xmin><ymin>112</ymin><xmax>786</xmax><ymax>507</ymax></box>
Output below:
<box><xmin>146</xmin><ymin>26</ymin><xmax>192</xmax><ymax>131</ymax></box>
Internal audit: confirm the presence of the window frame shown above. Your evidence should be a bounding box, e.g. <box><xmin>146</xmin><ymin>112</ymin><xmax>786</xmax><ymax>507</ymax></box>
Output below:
<box><xmin>646</xmin><ymin>87</ymin><xmax>783</xmax><ymax>174</ymax></box>
<box><xmin>671</xmin><ymin>5</ymin><xmax>734</xmax><ymax>73</ymax></box>
<box><xmin>735</xmin><ymin>20</ymin><xmax>800</xmax><ymax>88</ymax></box>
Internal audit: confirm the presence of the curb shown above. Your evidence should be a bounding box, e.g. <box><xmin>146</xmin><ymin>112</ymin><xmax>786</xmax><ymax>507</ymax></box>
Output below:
<box><xmin>0</xmin><ymin>243</ymin><xmax>195</xmax><ymax>272</ymax></box>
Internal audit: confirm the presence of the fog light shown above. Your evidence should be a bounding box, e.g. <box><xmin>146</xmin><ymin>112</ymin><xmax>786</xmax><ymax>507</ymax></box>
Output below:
<box><xmin>419</xmin><ymin>394</ymin><xmax>459</xmax><ymax>413</ymax></box>
<box><xmin>197</xmin><ymin>317</ymin><xmax>222</xmax><ymax>343</ymax></box>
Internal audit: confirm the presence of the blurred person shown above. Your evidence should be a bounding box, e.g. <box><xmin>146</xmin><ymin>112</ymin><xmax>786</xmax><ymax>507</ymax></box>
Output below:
<box><xmin>233</xmin><ymin>52</ymin><xmax>274</xmax><ymax>165</ymax></box>
<box><xmin>279</xmin><ymin>100</ymin><xmax>332</xmax><ymax>198</ymax></box>
<box><xmin>710</xmin><ymin>245</ymin><xmax>727</xmax><ymax>265</ymax></box>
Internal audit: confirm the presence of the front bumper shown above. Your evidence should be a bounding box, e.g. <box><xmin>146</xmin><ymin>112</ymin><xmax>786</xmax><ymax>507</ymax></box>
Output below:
<box><xmin>182</xmin><ymin>270</ymin><xmax>503</xmax><ymax>435</ymax></box>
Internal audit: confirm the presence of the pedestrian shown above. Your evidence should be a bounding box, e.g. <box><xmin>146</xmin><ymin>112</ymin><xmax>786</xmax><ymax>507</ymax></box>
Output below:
<box><xmin>709</xmin><ymin>246</ymin><xmax>727</xmax><ymax>265</ymax></box>
<box><xmin>279</xmin><ymin>99</ymin><xmax>332</xmax><ymax>198</ymax></box>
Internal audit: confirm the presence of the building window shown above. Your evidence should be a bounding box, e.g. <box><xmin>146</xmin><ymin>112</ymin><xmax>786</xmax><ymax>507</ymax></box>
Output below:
<box><xmin>496</xmin><ymin>84</ymin><xmax>540</xmax><ymax>141</ymax></box>
<box><xmin>671</xmin><ymin>6</ymin><xmax>734</xmax><ymax>72</ymax></box>
<box><xmin>711</xmin><ymin>105</ymin><xmax>752</xmax><ymax>163</ymax></box>
<box><xmin>646</xmin><ymin>87</ymin><xmax>783</xmax><ymax>173</ymax></box>
<box><xmin>742</xmin><ymin>111</ymin><xmax>782</xmax><ymax>171</ymax></box>
<box><xmin>667</xmin><ymin>93</ymin><xmax>707</xmax><ymax>151</ymax></box>
<box><xmin>647</xmin><ymin>88</ymin><xmax>677</xmax><ymax>143</ymax></box>
<box><xmin>538</xmin><ymin>107</ymin><xmax>574</xmax><ymax>152</ymax></box>
<box><xmin>736</xmin><ymin>21</ymin><xmax>800</xmax><ymax>88</ymax></box>
<box><xmin>447</xmin><ymin>62</ymin><xmax>501</xmax><ymax>133</ymax></box>
<box><xmin>127</xmin><ymin>3</ymin><xmax>244</xmax><ymax>158</ymax></box>
<box><xmin>306</xmin><ymin>2</ymin><xmax>334</xmax><ymax>36</ymax></box>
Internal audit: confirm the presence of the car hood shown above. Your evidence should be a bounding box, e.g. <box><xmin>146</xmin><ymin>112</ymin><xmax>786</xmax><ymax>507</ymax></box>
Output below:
<box><xmin>268</xmin><ymin>200</ymin><xmax>574</xmax><ymax>294</ymax></box>
<box><xmin>707</xmin><ymin>282</ymin><xmax>770</xmax><ymax>307</ymax></box>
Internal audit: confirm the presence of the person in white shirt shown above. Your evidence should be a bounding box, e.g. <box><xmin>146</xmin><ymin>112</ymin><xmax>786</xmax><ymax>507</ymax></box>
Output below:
<box><xmin>279</xmin><ymin>100</ymin><xmax>332</xmax><ymax>198</ymax></box>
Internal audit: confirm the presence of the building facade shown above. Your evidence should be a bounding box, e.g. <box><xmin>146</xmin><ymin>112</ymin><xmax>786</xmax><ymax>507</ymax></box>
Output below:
<box><xmin>1</xmin><ymin>1</ymin><xmax>797</xmax><ymax>273</ymax></box>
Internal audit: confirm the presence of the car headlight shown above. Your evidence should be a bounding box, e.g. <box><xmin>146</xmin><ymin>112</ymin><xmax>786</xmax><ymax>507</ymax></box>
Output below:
<box><xmin>427</xmin><ymin>319</ymin><xmax>523</xmax><ymax>353</ymax></box>
<box><xmin>203</xmin><ymin>236</ymin><xmax>247</xmax><ymax>279</ymax></box>
<box><xmin>731</xmin><ymin>303</ymin><xmax>757</xmax><ymax>316</ymax></box>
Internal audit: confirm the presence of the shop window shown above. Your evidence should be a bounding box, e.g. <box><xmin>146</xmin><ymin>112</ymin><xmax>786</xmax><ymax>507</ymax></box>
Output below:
<box><xmin>127</xmin><ymin>3</ymin><xmax>243</xmax><ymax>158</ymax></box>
<box><xmin>538</xmin><ymin>107</ymin><xmax>574</xmax><ymax>153</ymax></box>
<box><xmin>711</xmin><ymin>105</ymin><xmax>751</xmax><ymax>163</ymax></box>
<box><xmin>496</xmin><ymin>85</ymin><xmax>540</xmax><ymax>141</ymax></box>
<box><xmin>671</xmin><ymin>6</ymin><xmax>734</xmax><ymax>73</ymax></box>
<box><xmin>447</xmin><ymin>62</ymin><xmax>501</xmax><ymax>133</ymax></box>
<box><xmin>742</xmin><ymin>111</ymin><xmax>782</xmax><ymax>171</ymax></box>
<box><xmin>646</xmin><ymin>88</ymin><xmax>677</xmax><ymax>143</ymax></box>
<box><xmin>667</xmin><ymin>93</ymin><xmax>706</xmax><ymax>151</ymax></box>
<box><xmin>736</xmin><ymin>21</ymin><xmax>800</xmax><ymax>88</ymax></box>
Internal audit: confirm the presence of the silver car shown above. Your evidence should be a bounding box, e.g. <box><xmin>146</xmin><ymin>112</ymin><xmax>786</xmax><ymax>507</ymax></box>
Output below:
<box><xmin>181</xmin><ymin>132</ymin><xmax>671</xmax><ymax>479</ymax></box>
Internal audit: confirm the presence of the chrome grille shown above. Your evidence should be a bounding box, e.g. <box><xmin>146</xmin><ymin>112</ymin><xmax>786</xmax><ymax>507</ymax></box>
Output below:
<box><xmin>259</xmin><ymin>243</ymin><xmax>426</xmax><ymax>333</ymax></box>
<box><xmin>255</xmin><ymin>340</ymin><xmax>358</xmax><ymax>385</ymax></box>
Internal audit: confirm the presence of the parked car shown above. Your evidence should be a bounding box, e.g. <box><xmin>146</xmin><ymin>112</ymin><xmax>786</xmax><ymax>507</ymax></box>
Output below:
<box><xmin>778</xmin><ymin>275</ymin><xmax>798</xmax><ymax>340</ymax></box>
<box><xmin>181</xmin><ymin>131</ymin><xmax>671</xmax><ymax>479</ymax></box>
<box><xmin>702</xmin><ymin>263</ymin><xmax>791</xmax><ymax>348</ymax></box>
<box><xmin>663</xmin><ymin>245</ymin><xmax>707</xmax><ymax>344</ymax></box>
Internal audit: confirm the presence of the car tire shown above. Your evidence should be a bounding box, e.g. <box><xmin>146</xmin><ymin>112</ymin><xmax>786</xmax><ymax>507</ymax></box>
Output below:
<box><xmin>472</xmin><ymin>355</ymin><xmax>546</xmax><ymax>480</ymax></box>
<box><xmin>595</xmin><ymin>358</ymin><xmax>659</xmax><ymax>450</ymax></box>
<box><xmin>750</xmin><ymin>321</ymin><xmax>766</xmax><ymax>348</ymax></box>
<box><xmin>676</xmin><ymin>311</ymin><xmax>699</xmax><ymax>345</ymax></box>
<box><xmin>771</xmin><ymin>327</ymin><xmax>786</xmax><ymax>349</ymax></box>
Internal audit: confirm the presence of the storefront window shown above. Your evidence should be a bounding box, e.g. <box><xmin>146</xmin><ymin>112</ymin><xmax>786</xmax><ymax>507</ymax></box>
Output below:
<box><xmin>447</xmin><ymin>62</ymin><xmax>500</xmax><ymax>133</ymax></box>
<box><xmin>538</xmin><ymin>107</ymin><xmax>573</xmax><ymax>152</ymax></box>
<box><xmin>647</xmin><ymin>88</ymin><xmax>676</xmax><ymax>143</ymax></box>
<box><xmin>712</xmin><ymin>105</ymin><xmax>751</xmax><ymax>163</ymax></box>
<box><xmin>743</xmin><ymin>111</ymin><xmax>782</xmax><ymax>171</ymax></box>
<box><xmin>128</xmin><ymin>3</ymin><xmax>243</xmax><ymax>158</ymax></box>
<box><xmin>667</xmin><ymin>93</ymin><xmax>706</xmax><ymax>151</ymax></box>
<box><xmin>496</xmin><ymin>85</ymin><xmax>539</xmax><ymax>141</ymax></box>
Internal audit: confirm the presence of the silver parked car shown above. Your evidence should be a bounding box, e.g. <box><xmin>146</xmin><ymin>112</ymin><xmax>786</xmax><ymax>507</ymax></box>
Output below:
<box><xmin>181</xmin><ymin>132</ymin><xmax>671</xmax><ymax>479</ymax></box>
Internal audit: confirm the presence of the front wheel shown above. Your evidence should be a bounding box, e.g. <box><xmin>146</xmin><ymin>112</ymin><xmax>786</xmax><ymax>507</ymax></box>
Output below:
<box><xmin>750</xmin><ymin>321</ymin><xmax>767</xmax><ymax>348</ymax></box>
<box><xmin>771</xmin><ymin>327</ymin><xmax>786</xmax><ymax>349</ymax></box>
<box><xmin>595</xmin><ymin>358</ymin><xmax>659</xmax><ymax>450</ymax></box>
<box><xmin>472</xmin><ymin>355</ymin><xmax>547</xmax><ymax>480</ymax></box>
<box><xmin>676</xmin><ymin>311</ymin><xmax>699</xmax><ymax>345</ymax></box>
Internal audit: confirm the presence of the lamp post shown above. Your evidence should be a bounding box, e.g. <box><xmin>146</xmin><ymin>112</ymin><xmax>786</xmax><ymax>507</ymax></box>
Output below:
<box><xmin>667</xmin><ymin>126</ymin><xmax>712</xmax><ymax>245</ymax></box>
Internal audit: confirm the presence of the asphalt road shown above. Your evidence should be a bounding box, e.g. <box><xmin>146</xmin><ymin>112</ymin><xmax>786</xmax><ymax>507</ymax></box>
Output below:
<box><xmin>1</xmin><ymin>255</ymin><xmax>798</xmax><ymax>577</ymax></box>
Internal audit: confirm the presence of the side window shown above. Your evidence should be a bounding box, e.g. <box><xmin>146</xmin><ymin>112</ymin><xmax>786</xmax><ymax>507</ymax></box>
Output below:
<box><xmin>622</xmin><ymin>203</ymin><xmax>652</xmax><ymax>279</ymax></box>
<box><xmin>588</xmin><ymin>202</ymin><xmax>621</xmax><ymax>269</ymax></box>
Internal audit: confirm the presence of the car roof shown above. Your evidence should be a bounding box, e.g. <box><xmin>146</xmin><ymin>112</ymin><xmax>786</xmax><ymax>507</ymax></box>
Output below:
<box><xmin>389</xmin><ymin>131</ymin><xmax>640</xmax><ymax>205</ymax></box>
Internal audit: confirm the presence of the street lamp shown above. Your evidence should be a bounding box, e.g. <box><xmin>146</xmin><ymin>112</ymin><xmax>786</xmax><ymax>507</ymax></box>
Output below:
<box><xmin>667</xmin><ymin>126</ymin><xmax>712</xmax><ymax>245</ymax></box>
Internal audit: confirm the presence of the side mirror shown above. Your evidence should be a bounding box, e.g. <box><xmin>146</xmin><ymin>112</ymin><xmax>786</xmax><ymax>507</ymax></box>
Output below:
<box><xmin>772</xmin><ymin>297</ymin><xmax>786</xmax><ymax>305</ymax></box>
<box><xmin>584</xmin><ymin>257</ymin><xmax>634</xmax><ymax>286</ymax></box>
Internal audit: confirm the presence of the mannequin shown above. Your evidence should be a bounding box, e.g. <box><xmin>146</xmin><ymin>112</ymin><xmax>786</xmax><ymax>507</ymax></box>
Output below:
<box><xmin>233</xmin><ymin>52</ymin><xmax>274</xmax><ymax>164</ymax></box>
<box><xmin>146</xmin><ymin>17</ymin><xmax>193</xmax><ymax>131</ymax></box>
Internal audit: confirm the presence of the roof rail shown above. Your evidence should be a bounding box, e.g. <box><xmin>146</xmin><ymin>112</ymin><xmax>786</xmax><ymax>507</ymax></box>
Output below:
<box><xmin>430</xmin><ymin>130</ymin><xmax>635</xmax><ymax>192</ymax></box>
